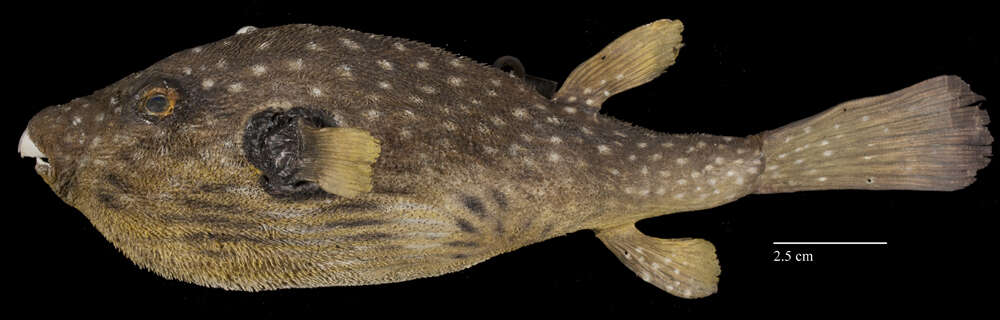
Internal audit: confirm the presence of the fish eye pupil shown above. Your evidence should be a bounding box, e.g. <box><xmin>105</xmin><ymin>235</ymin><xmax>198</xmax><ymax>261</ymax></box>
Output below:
<box><xmin>146</xmin><ymin>95</ymin><xmax>169</xmax><ymax>113</ymax></box>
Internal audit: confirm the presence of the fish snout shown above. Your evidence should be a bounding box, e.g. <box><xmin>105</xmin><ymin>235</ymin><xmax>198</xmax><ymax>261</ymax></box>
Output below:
<box><xmin>19</xmin><ymin>128</ymin><xmax>50</xmax><ymax>167</ymax></box>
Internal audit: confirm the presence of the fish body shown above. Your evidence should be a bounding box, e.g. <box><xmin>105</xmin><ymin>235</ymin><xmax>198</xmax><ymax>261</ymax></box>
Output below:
<box><xmin>18</xmin><ymin>19</ymin><xmax>991</xmax><ymax>298</ymax></box>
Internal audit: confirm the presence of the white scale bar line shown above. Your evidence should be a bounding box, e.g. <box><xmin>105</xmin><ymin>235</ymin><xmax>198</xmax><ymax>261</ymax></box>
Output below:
<box><xmin>773</xmin><ymin>242</ymin><xmax>887</xmax><ymax>245</ymax></box>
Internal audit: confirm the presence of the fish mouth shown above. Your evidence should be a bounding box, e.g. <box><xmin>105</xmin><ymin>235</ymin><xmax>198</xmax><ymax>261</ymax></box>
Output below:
<box><xmin>18</xmin><ymin>128</ymin><xmax>51</xmax><ymax>171</ymax></box>
<box><xmin>242</xmin><ymin>107</ymin><xmax>337</xmax><ymax>198</ymax></box>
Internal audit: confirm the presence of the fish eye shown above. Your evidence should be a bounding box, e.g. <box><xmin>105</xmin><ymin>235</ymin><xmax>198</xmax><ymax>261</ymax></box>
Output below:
<box><xmin>141</xmin><ymin>87</ymin><xmax>179</xmax><ymax>117</ymax></box>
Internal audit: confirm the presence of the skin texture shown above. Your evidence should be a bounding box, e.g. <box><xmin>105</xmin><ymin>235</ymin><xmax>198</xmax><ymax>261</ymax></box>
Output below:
<box><xmin>21</xmin><ymin>20</ymin><xmax>990</xmax><ymax>294</ymax></box>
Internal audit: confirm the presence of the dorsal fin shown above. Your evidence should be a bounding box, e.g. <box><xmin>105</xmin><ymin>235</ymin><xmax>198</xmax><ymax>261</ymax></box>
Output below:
<box><xmin>554</xmin><ymin>19</ymin><xmax>684</xmax><ymax>110</ymax></box>
<box><xmin>595</xmin><ymin>223</ymin><xmax>720</xmax><ymax>299</ymax></box>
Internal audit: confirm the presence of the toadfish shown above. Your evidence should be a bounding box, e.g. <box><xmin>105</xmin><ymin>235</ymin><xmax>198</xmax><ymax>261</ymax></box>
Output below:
<box><xmin>17</xmin><ymin>19</ymin><xmax>992</xmax><ymax>299</ymax></box>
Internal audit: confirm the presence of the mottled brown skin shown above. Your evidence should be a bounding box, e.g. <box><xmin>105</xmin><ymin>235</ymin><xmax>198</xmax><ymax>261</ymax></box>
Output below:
<box><xmin>25</xmin><ymin>24</ymin><xmax>762</xmax><ymax>290</ymax></box>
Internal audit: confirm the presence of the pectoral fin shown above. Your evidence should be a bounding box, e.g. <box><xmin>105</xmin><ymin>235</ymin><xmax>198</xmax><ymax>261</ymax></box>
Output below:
<box><xmin>299</xmin><ymin>126</ymin><xmax>381</xmax><ymax>198</ymax></box>
<box><xmin>595</xmin><ymin>223</ymin><xmax>720</xmax><ymax>299</ymax></box>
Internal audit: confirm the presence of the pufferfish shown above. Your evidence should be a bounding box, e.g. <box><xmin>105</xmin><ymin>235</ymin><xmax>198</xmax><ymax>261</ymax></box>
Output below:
<box><xmin>17</xmin><ymin>19</ymin><xmax>991</xmax><ymax>299</ymax></box>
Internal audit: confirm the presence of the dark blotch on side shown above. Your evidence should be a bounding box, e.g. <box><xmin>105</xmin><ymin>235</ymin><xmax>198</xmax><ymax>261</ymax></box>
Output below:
<box><xmin>445</xmin><ymin>241</ymin><xmax>478</xmax><ymax>247</ymax></box>
<box><xmin>182</xmin><ymin>198</ymin><xmax>239</xmax><ymax>214</ymax></box>
<box><xmin>491</xmin><ymin>189</ymin><xmax>509</xmax><ymax>211</ymax></box>
<box><xmin>461</xmin><ymin>195</ymin><xmax>486</xmax><ymax>216</ymax></box>
<box><xmin>104</xmin><ymin>174</ymin><xmax>130</xmax><ymax>192</ymax></box>
<box><xmin>96</xmin><ymin>193</ymin><xmax>122</xmax><ymax>209</ymax></box>
<box><xmin>456</xmin><ymin>218</ymin><xmax>478</xmax><ymax>233</ymax></box>
<box><xmin>343</xmin><ymin>232</ymin><xmax>392</xmax><ymax>242</ymax></box>
<box><xmin>324</xmin><ymin>219</ymin><xmax>383</xmax><ymax>229</ymax></box>
<box><xmin>184</xmin><ymin>232</ymin><xmax>261</xmax><ymax>243</ymax></box>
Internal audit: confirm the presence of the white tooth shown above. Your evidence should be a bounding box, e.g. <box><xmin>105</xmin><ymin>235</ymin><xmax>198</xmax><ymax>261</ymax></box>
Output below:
<box><xmin>18</xmin><ymin>128</ymin><xmax>46</xmax><ymax>159</ymax></box>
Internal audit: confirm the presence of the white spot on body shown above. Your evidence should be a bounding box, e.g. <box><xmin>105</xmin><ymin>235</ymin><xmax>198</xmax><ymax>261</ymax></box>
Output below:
<box><xmin>676</xmin><ymin>179</ymin><xmax>687</xmax><ymax>185</ymax></box>
<box><xmin>72</xmin><ymin>116</ymin><xmax>81</xmax><ymax>126</ymax></box>
<box><xmin>310</xmin><ymin>87</ymin><xmax>323</xmax><ymax>97</ymax></box>
<box><xmin>378</xmin><ymin>81</ymin><xmax>392</xmax><ymax>89</ymax></box>
<box><xmin>227</xmin><ymin>83</ymin><xmax>244</xmax><ymax>93</ymax></box>
<box><xmin>818</xmin><ymin>177</ymin><xmax>828</xmax><ymax>182</ymax></box>
<box><xmin>377</xmin><ymin>59</ymin><xmax>393</xmax><ymax>70</ymax></box>
<box><xmin>338</xmin><ymin>65</ymin><xmax>353</xmax><ymax>78</ymax></box>
<box><xmin>794</xmin><ymin>159</ymin><xmax>805</xmax><ymax>165</ymax></box>
<box><xmin>288</xmin><ymin>58</ymin><xmax>304</xmax><ymax>71</ymax></box>
<box><xmin>675</xmin><ymin>158</ymin><xmax>688</xmax><ymax>165</ymax></box>
<box><xmin>340</xmin><ymin>38</ymin><xmax>361</xmax><ymax>50</ymax></box>
<box><xmin>251</xmin><ymin>64</ymin><xmax>267</xmax><ymax>76</ymax></box>
<box><xmin>548</xmin><ymin>153</ymin><xmax>562</xmax><ymax>162</ymax></box>
<box><xmin>563</xmin><ymin>107</ymin><xmax>577</xmax><ymax>114</ymax></box>
<box><xmin>491</xmin><ymin>116</ymin><xmax>506</xmax><ymax>126</ymax></box>
<box><xmin>420</xmin><ymin>86</ymin><xmax>438</xmax><ymax>94</ymax></box>
<box><xmin>416</xmin><ymin>61</ymin><xmax>430</xmax><ymax>69</ymax></box>
<box><xmin>449</xmin><ymin>59</ymin><xmax>463</xmax><ymax>68</ymax></box>
<box><xmin>182</xmin><ymin>67</ymin><xmax>192</xmax><ymax>75</ymax></box>
<box><xmin>823</xmin><ymin>150</ymin><xmax>834</xmax><ymax>157</ymax></box>
<box><xmin>364</xmin><ymin>109</ymin><xmax>380</xmax><ymax>120</ymax></box>
<box><xmin>447</xmin><ymin>76</ymin><xmax>464</xmax><ymax>87</ymax></box>
<box><xmin>201</xmin><ymin>79</ymin><xmax>215</xmax><ymax>89</ymax></box>
<box><xmin>597</xmin><ymin>145</ymin><xmax>611</xmax><ymax>154</ymax></box>
<box><xmin>549</xmin><ymin>136</ymin><xmax>562</xmax><ymax>144</ymax></box>
<box><xmin>862</xmin><ymin>115</ymin><xmax>871</xmax><ymax>121</ymax></box>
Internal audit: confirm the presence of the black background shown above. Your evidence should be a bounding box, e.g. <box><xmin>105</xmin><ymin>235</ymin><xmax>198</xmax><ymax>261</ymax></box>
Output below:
<box><xmin>6</xmin><ymin>3</ymin><xmax>996</xmax><ymax>317</ymax></box>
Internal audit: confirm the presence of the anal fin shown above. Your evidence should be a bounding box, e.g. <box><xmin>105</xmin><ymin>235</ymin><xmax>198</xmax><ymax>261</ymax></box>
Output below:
<box><xmin>595</xmin><ymin>223</ymin><xmax>720</xmax><ymax>299</ymax></box>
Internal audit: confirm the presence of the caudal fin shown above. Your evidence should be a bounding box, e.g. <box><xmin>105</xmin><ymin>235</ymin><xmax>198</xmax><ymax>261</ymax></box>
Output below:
<box><xmin>756</xmin><ymin>75</ymin><xmax>991</xmax><ymax>194</ymax></box>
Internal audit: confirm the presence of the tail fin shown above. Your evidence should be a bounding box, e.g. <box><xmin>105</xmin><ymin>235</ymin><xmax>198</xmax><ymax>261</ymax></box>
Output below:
<box><xmin>756</xmin><ymin>75</ymin><xmax>991</xmax><ymax>194</ymax></box>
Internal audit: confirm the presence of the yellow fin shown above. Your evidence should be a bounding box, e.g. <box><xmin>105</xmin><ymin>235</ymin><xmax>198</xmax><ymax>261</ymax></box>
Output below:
<box><xmin>300</xmin><ymin>126</ymin><xmax>381</xmax><ymax>198</ymax></box>
<box><xmin>596</xmin><ymin>223</ymin><xmax>720</xmax><ymax>299</ymax></box>
<box><xmin>555</xmin><ymin>19</ymin><xmax>683</xmax><ymax>110</ymax></box>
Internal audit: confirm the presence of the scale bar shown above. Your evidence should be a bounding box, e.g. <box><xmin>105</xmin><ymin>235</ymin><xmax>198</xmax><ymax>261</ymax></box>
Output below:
<box><xmin>773</xmin><ymin>242</ymin><xmax>887</xmax><ymax>245</ymax></box>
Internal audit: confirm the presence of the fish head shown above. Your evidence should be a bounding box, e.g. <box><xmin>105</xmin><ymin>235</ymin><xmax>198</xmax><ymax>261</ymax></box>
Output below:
<box><xmin>17</xmin><ymin>27</ymin><xmax>452</xmax><ymax>289</ymax></box>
